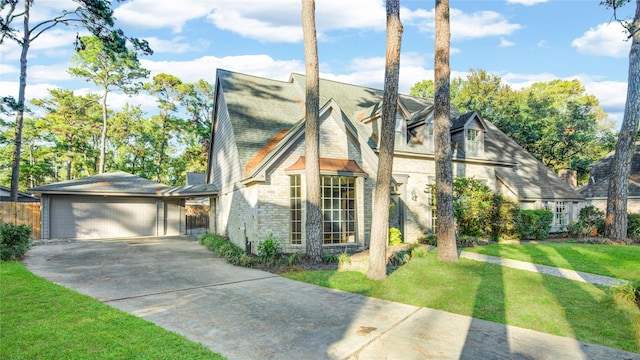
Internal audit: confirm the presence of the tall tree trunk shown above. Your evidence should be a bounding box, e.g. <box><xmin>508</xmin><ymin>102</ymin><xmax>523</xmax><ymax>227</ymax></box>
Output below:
<box><xmin>434</xmin><ymin>0</ymin><xmax>458</xmax><ymax>262</ymax></box>
<box><xmin>605</xmin><ymin>1</ymin><xmax>640</xmax><ymax>240</ymax></box>
<box><xmin>99</xmin><ymin>86</ymin><xmax>108</xmax><ymax>174</ymax></box>
<box><xmin>10</xmin><ymin>1</ymin><xmax>31</xmax><ymax>201</ymax></box>
<box><xmin>368</xmin><ymin>0</ymin><xmax>403</xmax><ymax>280</ymax></box>
<box><xmin>302</xmin><ymin>0</ymin><xmax>322</xmax><ymax>263</ymax></box>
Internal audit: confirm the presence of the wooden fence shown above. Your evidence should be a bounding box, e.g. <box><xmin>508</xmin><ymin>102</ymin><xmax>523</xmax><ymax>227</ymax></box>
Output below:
<box><xmin>0</xmin><ymin>202</ymin><xmax>41</xmax><ymax>240</ymax></box>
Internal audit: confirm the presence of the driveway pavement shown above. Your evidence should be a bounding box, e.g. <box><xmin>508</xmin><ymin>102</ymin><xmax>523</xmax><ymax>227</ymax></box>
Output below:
<box><xmin>23</xmin><ymin>236</ymin><xmax>639</xmax><ymax>360</ymax></box>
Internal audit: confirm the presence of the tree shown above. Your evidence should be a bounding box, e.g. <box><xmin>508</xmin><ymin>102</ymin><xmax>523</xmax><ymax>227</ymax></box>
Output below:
<box><xmin>181</xmin><ymin>79</ymin><xmax>216</xmax><ymax>172</ymax></box>
<box><xmin>30</xmin><ymin>89</ymin><xmax>101</xmax><ymax>180</ymax></box>
<box><xmin>367</xmin><ymin>0</ymin><xmax>403</xmax><ymax>280</ymax></box>
<box><xmin>301</xmin><ymin>0</ymin><xmax>322</xmax><ymax>263</ymax></box>
<box><xmin>434</xmin><ymin>0</ymin><xmax>457</xmax><ymax>262</ymax></box>
<box><xmin>410</xmin><ymin>79</ymin><xmax>434</xmax><ymax>98</ymax></box>
<box><xmin>0</xmin><ymin>0</ymin><xmax>152</xmax><ymax>200</ymax></box>
<box><xmin>68</xmin><ymin>35</ymin><xmax>149</xmax><ymax>174</ymax></box>
<box><xmin>603</xmin><ymin>0</ymin><xmax>640</xmax><ymax>240</ymax></box>
<box><xmin>144</xmin><ymin>73</ymin><xmax>188</xmax><ymax>184</ymax></box>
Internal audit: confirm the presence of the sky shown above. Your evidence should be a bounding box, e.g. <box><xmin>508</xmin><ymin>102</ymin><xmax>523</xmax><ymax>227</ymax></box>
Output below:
<box><xmin>0</xmin><ymin>0</ymin><xmax>634</xmax><ymax>127</ymax></box>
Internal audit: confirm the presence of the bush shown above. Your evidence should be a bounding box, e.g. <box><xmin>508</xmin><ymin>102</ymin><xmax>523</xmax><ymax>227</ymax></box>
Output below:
<box><xmin>611</xmin><ymin>279</ymin><xmax>640</xmax><ymax>309</ymax></box>
<box><xmin>388</xmin><ymin>227</ymin><xmax>403</xmax><ymax>246</ymax></box>
<box><xmin>627</xmin><ymin>213</ymin><xmax>640</xmax><ymax>239</ymax></box>
<box><xmin>515</xmin><ymin>210</ymin><xmax>553</xmax><ymax>240</ymax></box>
<box><xmin>322</xmin><ymin>253</ymin><xmax>338</xmax><ymax>263</ymax></box>
<box><xmin>337</xmin><ymin>252</ymin><xmax>351</xmax><ymax>265</ymax></box>
<box><xmin>410</xmin><ymin>246</ymin><xmax>429</xmax><ymax>258</ymax></box>
<box><xmin>257</xmin><ymin>233</ymin><xmax>282</xmax><ymax>262</ymax></box>
<box><xmin>456</xmin><ymin>235</ymin><xmax>478</xmax><ymax>248</ymax></box>
<box><xmin>419</xmin><ymin>234</ymin><xmax>437</xmax><ymax>246</ymax></box>
<box><xmin>199</xmin><ymin>233</ymin><xmax>253</xmax><ymax>267</ymax></box>
<box><xmin>0</xmin><ymin>223</ymin><xmax>33</xmax><ymax>261</ymax></box>
<box><xmin>489</xmin><ymin>195</ymin><xmax>519</xmax><ymax>240</ymax></box>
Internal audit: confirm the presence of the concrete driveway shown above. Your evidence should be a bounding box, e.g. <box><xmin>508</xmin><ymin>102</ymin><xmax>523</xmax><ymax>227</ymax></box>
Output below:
<box><xmin>24</xmin><ymin>236</ymin><xmax>639</xmax><ymax>360</ymax></box>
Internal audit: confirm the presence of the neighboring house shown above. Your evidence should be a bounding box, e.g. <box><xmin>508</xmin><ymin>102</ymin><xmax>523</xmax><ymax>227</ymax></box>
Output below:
<box><xmin>29</xmin><ymin>171</ymin><xmax>217</xmax><ymax>240</ymax></box>
<box><xmin>579</xmin><ymin>142</ymin><xmax>640</xmax><ymax>213</ymax></box>
<box><xmin>0</xmin><ymin>185</ymin><xmax>39</xmax><ymax>202</ymax></box>
<box><xmin>206</xmin><ymin>69</ymin><xmax>583</xmax><ymax>253</ymax></box>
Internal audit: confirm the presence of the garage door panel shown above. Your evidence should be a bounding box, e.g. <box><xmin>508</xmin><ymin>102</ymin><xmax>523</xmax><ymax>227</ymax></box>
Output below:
<box><xmin>50</xmin><ymin>196</ymin><xmax>158</xmax><ymax>239</ymax></box>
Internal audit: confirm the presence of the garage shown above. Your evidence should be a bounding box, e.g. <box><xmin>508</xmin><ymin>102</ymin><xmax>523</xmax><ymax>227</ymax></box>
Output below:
<box><xmin>29</xmin><ymin>171</ymin><xmax>216</xmax><ymax>240</ymax></box>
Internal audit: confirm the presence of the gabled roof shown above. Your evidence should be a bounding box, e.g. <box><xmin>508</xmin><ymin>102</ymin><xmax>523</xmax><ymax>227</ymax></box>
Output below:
<box><xmin>29</xmin><ymin>171</ymin><xmax>172</xmax><ymax>196</ymax></box>
<box><xmin>0</xmin><ymin>185</ymin><xmax>39</xmax><ymax>202</ymax></box>
<box><xmin>186</xmin><ymin>172</ymin><xmax>206</xmax><ymax>185</ymax></box>
<box><xmin>29</xmin><ymin>171</ymin><xmax>218</xmax><ymax>197</ymax></box>
<box><xmin>579</xmin><ymin>142</ymin><xmax>640</xmax><ymax>198</ymax></box>
<box><xmin>451</xmin><ymin>111</ymin><xmax>488</xmax><ymax>132</ymax></box>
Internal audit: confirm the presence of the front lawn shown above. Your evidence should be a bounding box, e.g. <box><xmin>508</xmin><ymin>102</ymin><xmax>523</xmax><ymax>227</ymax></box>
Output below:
<box><xmin>283</xmin><ymin>250</ymin><xmax>640</xmax><ymax>353</ymax></box>
<box><xmin>462</xmin><ymin>242</ymin><xmax>640</xmax><ymax>280</ymax></box>
<box><xmin>0</xmin><ymin>262</ymin><xmax>225</xmax><ymax>360</ymax></box>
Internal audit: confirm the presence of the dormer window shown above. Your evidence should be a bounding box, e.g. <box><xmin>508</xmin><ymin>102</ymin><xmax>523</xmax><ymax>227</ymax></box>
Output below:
<box><xmin>425</xmin><ymin>120</ymin><xmax>434</xmax><ymax>152</ymax></box>
<box><xmin>466</xmin><ymin>128</ymin><xmax>483</xmax><ymax>155</ymax></box>
<box><xmin>395</xmin><ymin>112</ymin><xmax>406</xmax><ymax>149</ymax></box>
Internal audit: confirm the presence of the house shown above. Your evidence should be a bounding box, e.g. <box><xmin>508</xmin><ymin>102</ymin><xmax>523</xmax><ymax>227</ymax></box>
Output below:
<box><xmin>29</xmin><ymin>171</ymin><xmax>217</xmax><ymax>240</ymax></box>
<box><xmin>206</xmin><ymin>69</ymin><xmax>583</xmax><ymax>253</ymax></box>
<box><xmin>0</xmin><ymin>185</ymin><xmax>39</xmax><ymax>202</ymax></box>
<box><xmin>579</xmin><ymin>142</ymin><xmax>640</xmax><ymax>213</ymax></box>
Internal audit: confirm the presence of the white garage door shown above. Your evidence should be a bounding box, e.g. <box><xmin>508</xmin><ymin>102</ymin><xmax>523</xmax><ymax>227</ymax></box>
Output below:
<box><xmin>49</xmin><ymin>196</ymin><xmax>158</xmax><ymax>239</ymax></box>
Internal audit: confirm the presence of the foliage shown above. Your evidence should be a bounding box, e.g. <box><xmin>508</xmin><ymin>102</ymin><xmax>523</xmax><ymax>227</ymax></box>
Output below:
<box><xmin>322</xmin><ymin>253</ymin><xmax>339</xmax><ymax>263</ymax></box>
<box><xmin>1</xmin><ymin>262</ymin><xmax>222</xmax><ymax>359</ymax></box>
<box><xmin>515</xmin><ymin>210</ymin><xmax>553</xmax><ymax>240</ymax></box>
<box><xmin>456</xmin><ymin>235</ymin><xmax>478</xmax><ymax>248</ymax></box>
<box><xmin>0</xmin><ymin>223</ymin><xmax>32</xmax><ymax>261</ymax></box>
<box><xmin>257</xmin><ymin>233</ymin><xmax>282</xmax><ymax>263</ymax></box>
<box><xmin>568</xmin><ymin>205</ymin><xmax>605</xmax><ymax>237</ymax></box>
<box><xmin>199</xmin><ymin>233</ymin><xmax>254</xmax><ymax>268</ymax></box>
<box><xmin>489</xmin><ymin>194</ymin><xmax>520</xmax><ymax>240</ymax></box>
<box><xmin>627</xmin><ymin>213</ymin><xmax>640</xmax><ymax>239</ymax></box>
<box><xmin>286</xmin><ymin>253</ymin><xmax>300</xmax><ymax>266</ymax></box>
<box><xmin>611</xmin><ymin>280</ymin><xmax>640</xmax><ymax>310</ymax></box>
<box><xmin>337</xmin><ymin>252</ymin><xmax>351</xmax><ymax>265</ymax></box>
<box><xmin>410</xmin><ymin>79</ymin><xmax>435</xmax><ymax>98</ymax></box>
<box><xmin>410</xmin><ymin>246</ymin><xmax>429</xmax><ymax>258</ymax></box>
<box><xmin>388</xmin><ymin>227</ymin><xmax>403</xmax><ymax>246</ymax></box>
<box><xmin>388</xmin><ymin>249</ymin><xmax>411</xmax><ymax>266</ymax></box>
<box><xmin>419</xmin><ymin>234</ymin><xmax>437</xmax><ymax>246</ymax></box>
<box><xmin>426</xmin><ymin>177</ymin><xmax>515</xmax><ymax>239</ymax></box>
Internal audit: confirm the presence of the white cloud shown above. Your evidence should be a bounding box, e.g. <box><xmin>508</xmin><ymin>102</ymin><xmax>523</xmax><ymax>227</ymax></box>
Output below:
<box><xmin>506</xmin><ymin>0</ymin><xmax>548</xmax><ymax>5</ymax></box>
<box><xmin>140</xmin><ymin>55</ymin><xmax>304</xmax><ymax>84</ymax></box>
<box><xmin>572</xmin><ymin>22</ymin><xmax>630</xmax><ymax>58</ymax></box>
<box><xmin>114</xmin><ymin>0</ymin><xmax>218</xmax><ymax>32</ymax></box>
<box><xmin>0</xmin><ymin>81</ymin><xmax>60</xmax><ymax>104</ymax></box>
<box><xmin>29</xmin><ymin>63</ymin><xmax>74</xmax><ymax>83</ymax></box>
<box><xmin>499</xmin><ymin>38</ymin><xmax>515</xmax><ymax>47</ymax></box>
<box><xmin>145</xmin><ymin>37</ymin><xmax>209</xmax><ymax>54</ymax></box>
<box><xmin>404</xmin><ymin>8</ymin><xmax>522</xmax><ymax>41</ymax></box>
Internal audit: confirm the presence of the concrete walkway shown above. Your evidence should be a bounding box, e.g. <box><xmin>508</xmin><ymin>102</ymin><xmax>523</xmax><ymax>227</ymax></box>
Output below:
<box><xmin>459</xmin><ymin>251</ymin><xmax>629</xmax><ymax>287</ymax></box>
<box><xmin>23</xmin><ymin>237</ymin><xmax>639</xmax><ymax>360</ymax></box>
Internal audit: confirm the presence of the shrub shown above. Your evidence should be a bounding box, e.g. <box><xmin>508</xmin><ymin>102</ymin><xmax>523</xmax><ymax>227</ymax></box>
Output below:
<box><xmin>611</xmin><ymin>280</ymin><xmax>640</xmax><ymax>310</ymax></box>
<box><xmin>456</xmin><ymin>235</ymin><xmax>478</xmax><ymax>248</ymax></box>
<box><xmin>257</xmin><ymin>233</ymin><xmax>282</xmax><ymax>262</ymax></box>
<box><xmin>388</xmin><ymin>250</ymin><xmax>411</xmax><ymax>266</ymax></box>
<box><xmin>515</xmin><ymin>210</ymin><xmax>553</xmax><ymax>240</ymax></box>
<box><xmin>419</xmin><ymin>234</ymin><xmax>437</xmax><ymax>246</ymax></box>
<box><xmin>627</xmin><ymin>213</ymin><xmax>640</xmax><ymax>239</ymax></box>
<box><xmin>337</xmin><ymin>252</ymin><xmax>351</xmax><ymax>265</ymax></box>
<box><xmin>410</xmin><ymin>246</ymin><xmax>429</xmax><ymax>258</ymax></box>
<box><xmin>489</xmin><ymin>195</ymin><xmax>519</xmax><ymax>240</ymax></box>
<box><xmin>452</xmin><ymin>177</ymin><xmax>493</xmax><ymax>236</ymax></box>
<box><xmin>322</xmin><ymin>253</ymin><xmax>338</xmax><ymax>263</ymax></box>
<box><xmin>198</xmin><ymin>233</ymin><xmax>253</xmax><ymax>267</ymax></box>
<box><xmin>0</xmin><ymin>223</ymin><xmax>33</xmax><ymax>261</ymax></box>
<box><xmin>286</xmin><ymin>253</ymin><xmax>300</xmax><ymax>266</ymax></box>
<box><xmin>388</xmin><ymin>227</ymin><xmax>403</xmax><ymax>246</ymax></box>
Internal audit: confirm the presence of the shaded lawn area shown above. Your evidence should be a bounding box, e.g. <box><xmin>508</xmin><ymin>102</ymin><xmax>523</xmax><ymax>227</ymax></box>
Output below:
<box><xmin>283</xmin><ymin>251</ymin><xmax>640</xmax><ymax>353</ymax></box>
<box><xmin>0</xmin><ymin>262</ymin><xmax>225</xmax><ymax>360</ymax></box>
<box><xmin>462</xmin><ymin>243</ymin><xmax>640</xmax><ymax>280</ymax></box>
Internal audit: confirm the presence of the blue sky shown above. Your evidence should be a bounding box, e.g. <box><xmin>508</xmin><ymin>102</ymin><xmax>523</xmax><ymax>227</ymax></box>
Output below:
<box><xmin>0</xmin><ymin>0</ymin><xmax>633</xmax><ymax>127</ymax></box>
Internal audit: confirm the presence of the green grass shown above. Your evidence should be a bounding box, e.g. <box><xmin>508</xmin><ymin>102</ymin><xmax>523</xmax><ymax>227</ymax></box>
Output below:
<box><xmin>283</xmin><ymin>251</ymin><xmax>640</xmax><ymax>353</ymax></box>
<box><xmin>462</xmin><ymin>243</ymin><xmax>640</xmax><ymax>280</ymax></box>
<box><xmin>0</xmin><ymin>261</ymin><xmax>225</xmax><ymax>360</ymax></box>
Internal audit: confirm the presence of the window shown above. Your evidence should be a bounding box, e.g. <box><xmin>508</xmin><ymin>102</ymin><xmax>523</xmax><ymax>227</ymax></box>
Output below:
<box><xmin>555</xmin><ymin>201</ymin><xmax>567</xmax><ymax>227</ymax></box>
<box><xmin>321</xmin><ymin>176</ymin><xmax>356</xmax><ymax>244</ymax></box>
<box><xmin>425</xmin><ymin>121</ymin><xmax>434</xmax><ymax>152</ymax></box>
<box><xmin>466</xmin><ymin>128</ymin><xmax>482</xmax><ymax>155</ymax></box>
<box><xmin>290</xmin><ymin>175</ymin><xmax>302</xmax><ymax>244</ymax></box>
<box><xmin>395</xmin><ymin>113</ymin><xmax>406</xmax><ymax>149</ymax></box>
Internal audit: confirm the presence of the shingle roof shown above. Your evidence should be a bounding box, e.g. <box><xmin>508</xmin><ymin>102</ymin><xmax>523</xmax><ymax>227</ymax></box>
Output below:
<box><xmin>578</xmin><ymin>141</ymin><xmax>640</xmax><ymax>198</ymax></box>
<box><xmin>29</xmin><ymin>171</ymin><xmax>171</xmax><ymax>195</ymax></box>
